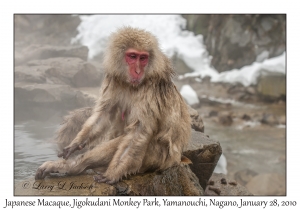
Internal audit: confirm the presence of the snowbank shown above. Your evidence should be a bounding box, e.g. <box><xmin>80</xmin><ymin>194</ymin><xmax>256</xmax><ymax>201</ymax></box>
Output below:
<box><xmin>180</xmin><ymin>85</ymin><xmax>199</xmax><ymax>105</ymax></box>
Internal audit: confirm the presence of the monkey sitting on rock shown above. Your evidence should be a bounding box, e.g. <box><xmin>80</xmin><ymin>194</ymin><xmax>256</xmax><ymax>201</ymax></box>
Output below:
<box><xmin>35</xmin><ymin>27</ymin><xmax>191</xmax><ymax>184</ymax></box>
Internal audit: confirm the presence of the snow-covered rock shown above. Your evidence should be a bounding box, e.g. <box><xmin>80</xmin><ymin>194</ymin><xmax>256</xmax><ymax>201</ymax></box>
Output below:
<box><xmin>180</xmin><ymin>85</ymin><xmax>199</xmax><ymax>105</ymax></box>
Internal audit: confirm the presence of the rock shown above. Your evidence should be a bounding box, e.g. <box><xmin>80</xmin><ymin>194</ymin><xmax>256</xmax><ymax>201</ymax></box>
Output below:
<box><xmin>208</xmin><ymin>110</ymin><xmax>218</xmax><ymax>117</ymax></box>
<box><xmin>120</xmin><ymin>165</ymin><xmax>203</xmax><ymax>196</ymax></box>
<box><xmin>205</xmin><ymin>173</ymin><xmax>252</xmax><ymax>196</ymax></box>
<box><xmin>15</xmin><ymin>165</ymin><xmax>203</xmax><ymax>196</ymax></box>
<box><xmin>15</xmin><ymin>45</ymin><xmax>89</xmax><ymax>66</ymax></box>
<box><xmin>27</xmin><ymin>57</ymin><xmax>102</xmax><ymax>88</ymax></box>
<box><xmin>187</xmin><ymin>105</ymin><xmax>204</xmax><ymax>132</ymax></box>
<box><xmin>246</xmin><ymin>86</ymin><xmax>256</xmax><ymax>95</ymax></box>
<box><xmin>14</xmin><ymin>83</ymin><xmax>95</xmax><ymax>108</ymax></box>
<box><xmin>182</xmin><ymin>15</ymin><xmax>210</xmax><ymax>36</ymax></box>
<box><xmin>245</xmin><ymin>173</ymin><xmax>285</xmax><ymax>195</ymax></box>
<box><xmin>218</xmin><ymin>114</ymin><xmax>233</xmax><ymax>126</ymax></box>
<box><xmin>241</xmin><ymin>114</ymin><xmax>251</xmax><ymax>121</ymax></box>
<box><xmin>14</xmin><ymin>174</ymin><xmax>117</xmax><ymax>196</ymax></box>
<box><xmin>261</xmin><ymin>113</ymin><xmax>279</xmax><ymax>126</ymax></box>
<box><xmin>184</xmin><ymin>130</ymin><xmax>222</xmax><ymax>189</ymax></box>
<box><xmin>234</xmin><ymin>169</ymin><xmax>258</xmax><ymax>186</ymax></box>
<box><xmin>15</xmin><ymin>65</ymin><xmax>50</xmax><ymax>84</ymax></box>
<box><xmin>278</xmin><ymin>115</ymin><xmax>286</xmax><ymax>125</ymax></box>
<box><xmin>257</xmin><ymin>73</ymin><xmax>286</xmax><ymax>101</ymax></box>
<box><xmin>171</xmin><ymin>54</ymin><xmax>193</xmax><ymax>75</ymax></box>
<box><xmin>183</xmin><ymin>14</ymin><xmax>286</xmax><ymax>72</ymax></box>
<box><xmin>256</xmin><ymin>50</ymin><xmax>269</xmax><ymax>62</ymax></box>
<box><xmin>227</xmin><ymin>83</ymin><xmax>246</xmax><ymax>94</ymax></box>
<box><xmin>191</xmin><ymin>114</ymin><xmax>204</xmax><ymax>132</ymax></box>
<box><xmin>261</xmin><ymin>17</ymin><xmax>275</xmax><ymax>32</ymax></box>
<box><xmin>200</xmin><ymin>97</ymin><xmax>230</xmax><ymax>107</ymax></box>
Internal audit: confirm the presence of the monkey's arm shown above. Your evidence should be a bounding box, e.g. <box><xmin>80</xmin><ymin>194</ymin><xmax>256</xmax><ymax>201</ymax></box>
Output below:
<box><xmin>59</xmin><ymin>80</ymin><xmax>116</xmax><ymax>159</ymax></box>
<box><xmin>58</xmin><ymin>110</ymin><xmax>108</xmax><ymax>159</ymax></box>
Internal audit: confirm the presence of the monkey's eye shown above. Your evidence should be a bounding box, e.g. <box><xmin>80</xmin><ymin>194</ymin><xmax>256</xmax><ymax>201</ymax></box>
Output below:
<box><xmin>140</xmin><ymin>56</ymin><xmax>147</xmax><ymax>61</ymax></box>
<box><xmin>129</xmin><ymin>54</ymin><xmax>136</xmax><ymax>59</ymax></box>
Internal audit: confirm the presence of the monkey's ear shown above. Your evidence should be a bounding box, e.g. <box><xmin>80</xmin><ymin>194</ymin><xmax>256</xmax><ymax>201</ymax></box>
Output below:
<box><xmin>181</xmin><ymin>155</ymin><xmax>192</xmax><ymax>165</ymax></box>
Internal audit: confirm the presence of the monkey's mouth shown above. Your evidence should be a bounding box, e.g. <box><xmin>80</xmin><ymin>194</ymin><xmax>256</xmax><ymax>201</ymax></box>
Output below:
<box><xmin>130</xmin><ymin>79</ymin><xmax>142</xmax><ymax>86</ymax></box>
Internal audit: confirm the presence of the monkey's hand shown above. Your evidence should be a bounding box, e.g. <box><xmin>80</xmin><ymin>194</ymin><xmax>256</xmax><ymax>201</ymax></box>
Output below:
<box><xmin>58</xmin><ymin>142</ymin><xmax>86</xmax><ymax>159</ymax></box>
<box><xmin>35</xmin><ymin>161</ymin><xmax>58</xmax><ymax>180</ymax></box>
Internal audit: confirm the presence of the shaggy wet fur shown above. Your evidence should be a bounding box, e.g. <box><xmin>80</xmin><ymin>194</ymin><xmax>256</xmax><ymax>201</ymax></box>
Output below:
<box><xmin>35</xmin><ymin>27</ymin><xmax>191</xmax><ymax>184</ymax></box>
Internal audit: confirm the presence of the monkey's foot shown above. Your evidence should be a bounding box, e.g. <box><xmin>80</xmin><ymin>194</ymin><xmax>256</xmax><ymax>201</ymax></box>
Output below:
<box><xmin>35</xmin><ymin>161</ymin><xmax>59</xmax><ymax>180</ymax></box>
<box><xmin>93</xmin><ymin>174</ymin><xmax>117</xmax><ymax>184</ymax></box>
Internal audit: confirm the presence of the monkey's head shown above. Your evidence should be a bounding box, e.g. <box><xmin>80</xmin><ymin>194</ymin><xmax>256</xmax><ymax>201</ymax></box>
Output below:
<box><xmin>103</xmin><ymin>27</ymin><xmax>174</xmax><ymax>87</ymax></box>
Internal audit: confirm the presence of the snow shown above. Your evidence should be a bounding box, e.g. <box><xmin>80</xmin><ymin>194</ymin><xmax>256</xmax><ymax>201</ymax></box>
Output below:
<box><xmin>73</xmin><ymin>15</ymin><xmax>286</xmax><ymax>87</ymax></box>
<box><xmin>214</xmin><ymin>154</ymin><xmax>228</xmax><ymax>175</ymax></box>
<box><xmin>183</xmin><ymin>52</ymin><xmax>286</xmax><ymax>86</ymax></box>
<box><xmin>180</xmin><ymin>85</ymin><xmax>199</xmax><ymax>105</ymax></box>
<box><xmin>210</xmin><ymin>52</ymin><xmax>286</xmax><ymax>86</ymax></box>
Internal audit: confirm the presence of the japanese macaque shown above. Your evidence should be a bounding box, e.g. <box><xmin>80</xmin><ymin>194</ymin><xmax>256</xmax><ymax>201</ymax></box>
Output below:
<box><xmin>35</xmin><ymin>27</ymin><xmax>191</xmax><ymax>184</ymax></box>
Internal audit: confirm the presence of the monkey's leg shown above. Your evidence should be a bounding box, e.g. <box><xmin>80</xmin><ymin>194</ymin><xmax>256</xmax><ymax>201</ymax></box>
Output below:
<box><xmin>35</xmin><ymin>136</ymin><xmax>122</xmax><ymax>180</ymax></box>
<box><xmin>94</xmin><ymin>129</ymin><xmax>151</xmax><ymax>184</ymax></box>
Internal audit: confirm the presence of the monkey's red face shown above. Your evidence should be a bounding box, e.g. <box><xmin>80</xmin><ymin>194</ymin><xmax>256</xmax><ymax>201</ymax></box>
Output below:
<box><xmin>125</xmin><ymin>48</ymin><xmax>149</xmax><ymax>85</ymax></box>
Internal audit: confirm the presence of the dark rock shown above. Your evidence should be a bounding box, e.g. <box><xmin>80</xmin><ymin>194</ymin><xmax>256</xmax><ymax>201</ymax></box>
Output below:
<box><xmin>191</xmin><ymin>115</ymin><xmax>204</xmax><ymax>132</ymax></box>
<box><xmin>27</xmin><ymin>57</ymin><xmax>102</xmax><ymax>88</ymax></box>
<box><xmin>208</xmin><ymin>180</ymin><xmax>214</xmax><ymax>185</ymax></box>
<box><xmin>201</xmin><ymin>76</ymin><xmax>211</xmax><ymax>83</ymax></box>
<box><xmin>261</xmin><ymin>17</ymin><xmax>275</xmax><ymax>32</ymax></box>
<box><xmin>184</xmin><ymin>130</ymin><xmax>222</xmax><ymax>189</ymax></box>
<box><xmin>183</xmin><ymin>14</ymin><xmax>286</xmax><ymax>72</ymax></box>
<box><xmin>218</xmin><ymin>114</ymin><xmax>233</xmax><ymax>126</ymax></box>
<box><xmin>228</xmin><ymin>83</ymin><xmax>245</xmax><ymax>94</ymax></box>
<box><xmin>182</xmin><ymin>14</ymin><xmax>210</xmax><ymax>36</ymax></box>
<box><xmin>188</xmin><ymin>105</ymin><xmax>204</xmax><ymax>132</ymax></box>
<box><xmin>205</xmin><ymin>173</ymin><xmax>252</xmax><ymax>196</ymax></box>
<box><xmin>245</xmin><ymin>173</ymin><xmax>286</xmax><ymax>195</ymax></box>
<box><xmin>15</xmin><ymin>165</ymin><xmax>203</xmax><ymax>196</ymax></box>
<box><xmin>241</xmin><ymin>114</ymin><xmax>251</xmax><ymax>121</ymax></box>
<box><xmin>234</xmin><ymin>168</ymin><xmax>258</xmax><ymax>186</ymax></box>
<box><xmin>208</xmin><ymin>110</ymin><xmax>218</xmax><ymax>117</ymax></box>
<box><xmin>114</xmin><ymin>182</ymin><xmax>128</xmax><ymax>195</ymax></box>
<box><xmin>121</xmin><ymin>165</ymin><xmax>203</xmax><ymax>196</ymax></box>
<box><xmin>14</xmin><ymin>174</ymin><xmax>117</xmax><ymax>196</ymax></box>
<box><xmin>199</xmin><ymin>97</ymin><xmax>229</xmax><ymax>107</ymax></box>
<box><xmin>220</xmin><ymin>178</ymin><xmax>227</xmax><ymax>184</ymax></box>
<box><xmin>257</xmin><ymin>73</ymin><xmax>286</xmax><ymax>101</ymax></box>
<box><xmin>261</xmin><ymin>113</ymin><xmax>279</xmax><ymax>126</ymax></box>
<box><xmin>208</xmin><ymin>186</ymin><xmax>221</xmax><ymax>195</ymax></box>
<box><xmin>15</xmin><ymin>45</ymin><xmax>89</xmax><ymax>66</ymax></box>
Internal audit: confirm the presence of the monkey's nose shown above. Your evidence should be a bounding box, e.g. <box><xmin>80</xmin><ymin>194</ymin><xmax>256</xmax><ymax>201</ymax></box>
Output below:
<box><xmin>135</xmin><ymin>69</ymin><xmax>141</xmax><ymax>75</ymax></box>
